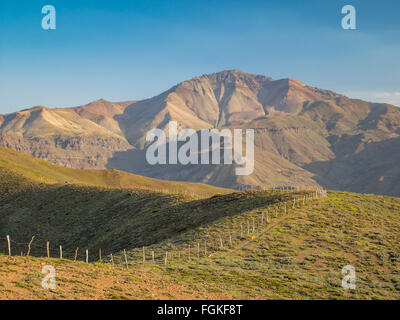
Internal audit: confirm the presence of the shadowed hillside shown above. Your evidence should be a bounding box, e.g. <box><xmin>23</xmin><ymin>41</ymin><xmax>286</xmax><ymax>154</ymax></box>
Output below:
<box><xmin>0</xmin><ymin>190</ymin><xmax>399</xmax><ymax>300</ymax></box>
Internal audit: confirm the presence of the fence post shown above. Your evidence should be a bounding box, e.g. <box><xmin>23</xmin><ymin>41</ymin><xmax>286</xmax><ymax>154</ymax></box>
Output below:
<box><xmin>197</xmin><ymin>243</ymin><xmax>200</xmax><ymax>259</ymax></box>
<box><xmin>165</xmin><ymin>251</ymin><xmax>168</xmax><ymax>266</ymax></box>
<box><xmin>27</xmin><ymin>236</ymin><xmax>35</xmax><ymax>257</ymax></box>
<box><xmin>59</xmin><ymin>245</ymin><xmax>63</xmax><ymax>259</ymax></box>
<box><xmin>46</xmin><ymin>241</ymin><xmax>50</xmax><ymax>258</ymax></box>
<box><xmin>142</xmin><ymin>246</ymin><xmax>145</xmax><ymax>266</ymax></box>
<box><xmin>99</xmin><ymin>248</ymin><xmax>102</xmax><ymax>263</ymax></box>
<box><xmin>152</xmin><ymin>251</ymin><xmax>155</xmax><ymax>264</ymax></box>
<box><xmin>110</xmin><ymin>254</ymin><xmax>114</xmax><ymax>266</ymax></box>
<box><xmin>229</xmin><ymin>232</ymin><xmax>232</xmax><ymax>245</ymax></box>
<box><xmin>252</xmin><ymin>218</ymin><xmax>255</xmax><ymax>233</ymax></box>
<box><xmin>86</xmin><ymin>249</ymin><xmax>89</xmax><ymax>263</ymax></box>
<box><xmin>204</xmin><ymin>240</ymin><xmax>207</xmax><ymax>256</ymax></box>
<box><xmin>6</xmin><ymin>235</ymin><xmax>11</xmax><ymax>256</ymax></box>
<box><xmin>74</xmin><ymin>248</ymin><xmax>79</xmax><ymax>262</ymax></box>
<box><xmin>123</xmin><ymin>249</ymin><xmax>128</xmax><ymax>269</ymax></box>
<box><xmin>188</xmin><ymin>245</ymin><xmax>191</xmax><ymax>260</ymax></box>
<box><xmin>220</xmin><ymin>237</ymin><xmax>223</xmax><ymax>249</ymax></box>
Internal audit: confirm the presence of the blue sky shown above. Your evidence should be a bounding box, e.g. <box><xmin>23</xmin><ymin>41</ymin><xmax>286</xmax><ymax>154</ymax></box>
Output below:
<box><xmin>0</xmin><ymin>0</ymin><xmax>399</xmax><ymax>113</ymax></box>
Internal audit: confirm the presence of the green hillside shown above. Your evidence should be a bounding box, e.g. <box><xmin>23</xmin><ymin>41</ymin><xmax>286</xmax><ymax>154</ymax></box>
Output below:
<box><xmin>0</xmin><ymin>147</ymin><xmax>229</xmax><ymax>196</ymax></box>
<box><xmin>0</xmin><ymin>147</ymin><xmax>235</xmax><ymax>256</ymax></box>
<box><xmin>134</xmin><ymin>191</ymin><xmax>400</xmax><ymax>299</ymax></box>
<box><xmin>0</xmin><ymin>166</ymin><xmax>303</xmax><ymax>260</ymax></box>
<box><xmin>0</xmin><ymin>191</ymin><xmax>399</xmax><ymax>300</ymax></box>
<box><xmin>0</xmin><ymin>147</ymin><xmax>399</xmax><ymax>299</ymax></box>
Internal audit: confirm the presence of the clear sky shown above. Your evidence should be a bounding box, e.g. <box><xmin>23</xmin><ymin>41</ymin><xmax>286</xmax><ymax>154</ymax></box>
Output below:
<box><xmin>0</xmin><ymin>0</ymin><xmax>399</xmax><ymax>113</ymax></box>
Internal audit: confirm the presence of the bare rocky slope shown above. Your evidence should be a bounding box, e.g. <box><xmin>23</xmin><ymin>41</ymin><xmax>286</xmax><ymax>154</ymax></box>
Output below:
<box><xmin>1</xmin><ymin>70</ymin><xmax>400</xmax><ymax>196</ymax></box>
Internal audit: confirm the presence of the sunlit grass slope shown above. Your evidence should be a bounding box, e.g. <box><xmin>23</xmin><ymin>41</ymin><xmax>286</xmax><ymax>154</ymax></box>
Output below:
<box><xmin>0</xmin><ymin>191</ymin><xmax>399</xmax><ymax>300</ymax></box>
<box><xmin>0</xmin><ymin>147</ymin><xmax>230</xmax><ymax>195</ymax></box>
<box><xmin>0</xmin><ymin>147</ymin><xmax>399</xmax><ymax>300</ymax></box>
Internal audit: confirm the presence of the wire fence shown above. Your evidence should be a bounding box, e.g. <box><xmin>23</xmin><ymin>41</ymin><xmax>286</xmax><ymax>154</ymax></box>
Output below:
<box><xmin>1</xmin><ymin>188</ymin><xmax>327</xmax><ymax>269</ymax></box>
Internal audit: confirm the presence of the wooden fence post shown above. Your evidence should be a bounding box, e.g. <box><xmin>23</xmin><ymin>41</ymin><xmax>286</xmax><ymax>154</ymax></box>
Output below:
<box><xmin>46</xmin><ymin>241</ymin><xmax>50</xmax><ymax>258</ymax></box>
<box><xmin>197</xmin><ymin>243</ymin><xmax>200</xmax><ymax>259</ymax></box>
<box><xmin>123</xmin><ymin>249</ymin><xmax>128</xmax><ymax>269</ymax></box>
<box><xmin>26</xmin><ymin>236</ymin><xmax>35</xmax><ymax>257</ymax></box>
<box><xmin>6</xmin><ymin>235</ymin><xmax>11</xmax><ymax>256</ymax></box>
<box><xmin>59</xmin><ymin>245</ymin><xmax>63</xmax><ymax>259</ymax></box>
<box><xmin>99</xmin><ymin>248</ymin><xmax>102</xmax><ymax>263</ymax></box>
<box><xmin>252</xmin><ymin>218</ymin><xmax>255</xmax><ymax>233</ymax></box>
<box><xmin>110</xmin><ymin>254</ymin><xmax>114</xmax><ymax>266</ymax></box>
<box><xmin>152</xmin><ymin>251</ymin><xmax>155</xmax><ymax>264</ymax></box>
<box><xmin>74</xmin><ymin>248</ymin><xmax>79</xmax><ymax>262</ymax></box>
<box><xmin>86</xmin><ymin>249</ymin><xmax>89</xmax><ymax>263</ymax></box>
<box><xmin>165</xmin><ymin>251</ymin><xmax>168</xmax><ymax>266</ymax></box>
<box><xmin>27</xmin><ymin>236</ymin><xmax>35</xmax><ymax>257</ymax></box>
<box><xmin>204</xmin><ymin>240</ymin><xmax>207</xmax><ymax>256</ymax></box>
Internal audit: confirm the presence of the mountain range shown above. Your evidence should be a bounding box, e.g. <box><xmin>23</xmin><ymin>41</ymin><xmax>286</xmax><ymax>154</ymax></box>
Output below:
<box><xmin>1</xmin><ymin>70</ymin><xmax>400</xmax><ymax>196</ymax></box>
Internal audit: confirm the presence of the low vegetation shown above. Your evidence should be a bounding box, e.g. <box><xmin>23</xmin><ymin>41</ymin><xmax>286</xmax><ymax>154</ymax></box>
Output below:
<box><xmin>0</xmin><ymin>148</ymin><xmax>399</xmax><ymax>299</ymax></box>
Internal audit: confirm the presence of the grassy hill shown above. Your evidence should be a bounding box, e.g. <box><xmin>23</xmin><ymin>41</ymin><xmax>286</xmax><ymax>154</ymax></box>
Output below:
<box><xmin>153</xmin><ymin>191</ymin><xmax>400</xmax><ymax>299</ymax></box>
<box><xmin>0</xmin><ymin>255</ymin><xmax>230</xmax><ymax>300</ymax></box>
<box><xmin>0</xmin><ymin>147</ymin><xmax>236</xmax><ymax>256</ymax></box>
<box><xmin>0</xmin><ymin>191</ymin><xmax>399</xmax><ymax>300</ymax></box>
<box><xmin>0</xmin><ymin>147</ymin><xmax>229</xmax><ymax>195</ymax></box>
<box><xmin>0</xmin><ymin>148</ymin><xmax>399</xmax><ymax>299</ymax></box>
